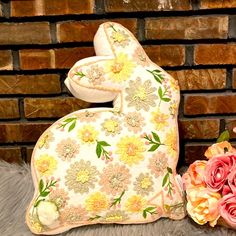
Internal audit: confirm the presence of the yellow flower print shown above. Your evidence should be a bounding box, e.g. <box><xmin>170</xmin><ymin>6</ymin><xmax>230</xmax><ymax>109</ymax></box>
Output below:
<box><xmin>165</xmin><ymin>128</ymin><xmax>178</xmax><ymax>157</ymax></box>
<box><xmin>151</xmin><ymin>109</ymin><xmax>169</xmax><ymax>130</ymax></box>
<box><xmin>104</xmin><ymin>210</ymin><xmax>128</xmax><ymax>222</ymax></box>
<box><xmin>134</xmin><ymin>173</ymin><xmax>154</xmax><ymax>196</ymax></box>
<box><xmin>116</xmin><ymin>136</ymin><xmax>145</xmax><ymax>166</ymax></box>
<box><xmin>105</xmin><ymin>53</ymin><xmax>135</xmax><ymax>82</ymax></box>
<box><xmin>125</xmin><ymin>195</ymin><xmax>147</xmax><ymax>213</ymax></box>
<box><xmin>38</xmin><ymin>130</ymin><xmax>54</xmax><ymax>149</ymax></box>
<box><xmin>85</xmin><ymin>192</ymin><xmax>109</xmax><ymax>213</ymax></box>
<box><xmin>169</xmin><ymin>78</ymin><xmax>179</xmax><ymax>93</ymax></box>
<box><xmin>78</xmin><ymin>125</ymin><xmax>98</xmax><ymax>144</ymax></box>
<box><xmin>169</xmin><ymin>101</ymin><xmax>178</xmax><ymax>117</ymax></box>
<box><xmin>35</xmin><ymin>154</ymin><xmax>57</xmax><ymax>176</ymax></box>
<box><xmin>29</xmin><ymin>216</ymin><xmax>43</xmax><ymax>233</ymax></box>
<box><xmin>111</xmin><ymin>29</ymin><xmax>130</xmax><ymax>47</ymax></box>
<box><xmin>102</xmin><ymin>117</ymin><xmax>121</xmax><ymax>136</ymax></box>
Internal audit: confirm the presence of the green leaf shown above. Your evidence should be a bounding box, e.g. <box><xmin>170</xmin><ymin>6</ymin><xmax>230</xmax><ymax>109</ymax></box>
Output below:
<box><xmin>142</xmin><ymin>210</ymin><xmax>147</xmax><ymax>219</ymax></box>
<box><xmin>153</xmin><ymin>69</ymin><xmax>162</xmax><ymax>73</ymax></box>
<box><xmin>63</xmin><ymin>117</ymin><xmax>76</xmax><ymax>123</ymax></box>
<box><xmin>147</xmin><ymin>70</ymin><xmax>162</xmax><ymax>84</ymax></box>
<box><xmin>167</xmin><ymin>167</ymin><xmax>172</xmax><ymax>174</ymax></box>
<box><xmin>151</xmin><ymin>132</ymin><xmax>160</xmax><ymax>143</ymax></box>
<box><xmin>75</xmin><ymin>72</ymin><xmax>85</xmax><ymax>77</ymax></box>
<box><xmin>153</xmin><ymin>71</ymin><xmax>164</xmax><ymax>80</ymax></box>
<box><xmin>40</xmin><ymin>191</ymin><xmax>50</xmax><ymax>197</ymax></box>
<box><xmin>217</xmin><ymin>130</ymin><xmax>230</xmax><ymax>143</ymax></box>
<box><xmin>34</xmin><ymin>199</ymin><xmax>45</xmax><ymax>208</ymax></box>
<box><xmin>162</xmin><ymin>97</ymin><xmax>171</xmax><ymax>102</ymax></box>
<box><xmin>68</xmin><ymin>120</ymin><xmax>76</xmax><ymax>132</ymax></box>
<box><xmin>148</xmin><ymin>144</ymin><xmax>159</xmax><ymax>152</ymax></box>
<box><xmin>98</xmin><ymin>141</ymin><xmax>111</xmax><ymax>147</ymax></box>
<box><xmin>158</xmin><ymin>87</ymin><xmax>163</xmax><ymax>98</ymax></box>
<box><xmin>145</xmin><ymin>207</ymin><xmax>156</xmax><ymax>212</ymax></box>
<box><xmin>88</xmin><ymin>215</ymin><xmax>101</xmax><ymax>221</ymax></box>
<box><xmin>162</xmin><ymin>173</ymin><xmax>169</xmax><ymax>187</ymax></box>
<box><xmin>39</xmin><ymin>179</ymin><xmax>44</xmax><ymax>194</ymax></box>
<box><xmin>96</xmin><ymin>143</ymin><xmax>102</xmax><ymax>158</ymax></box>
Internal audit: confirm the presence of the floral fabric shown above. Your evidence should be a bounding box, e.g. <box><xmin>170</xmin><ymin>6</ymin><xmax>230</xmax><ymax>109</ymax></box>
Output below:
<box><xmin>26</xmin><ymin>22</ymin><xmax>185</xmax><ymax>235</ymax></box>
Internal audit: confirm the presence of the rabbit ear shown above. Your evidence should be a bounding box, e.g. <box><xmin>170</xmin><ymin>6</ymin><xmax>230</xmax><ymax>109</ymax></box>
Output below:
<box><xmin>65</xmin><ymin>55</ymin><xmax>122</xmax><ymax>103</ymax></box>
<box><xmin>65</xmin><ymin>22</ymin><xmax>151</xmax><ymax>103</ymax></box>
<box><xmin>94</xmin><ymin>22</ymin><xmax>147</xmax><ymax>58</ymax></box>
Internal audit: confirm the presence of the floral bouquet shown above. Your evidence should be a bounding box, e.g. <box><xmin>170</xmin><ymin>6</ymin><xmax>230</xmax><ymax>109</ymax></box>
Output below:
<box><xmin>182</xmin><ymin>130</ymin><xmax>236</xmax><ymax>229</ymax></box>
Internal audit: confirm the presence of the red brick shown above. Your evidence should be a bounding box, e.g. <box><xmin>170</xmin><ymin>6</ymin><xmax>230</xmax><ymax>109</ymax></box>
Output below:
<box><xmin>145</xmin><ymin>45</ymin><xmax>185</xmax><ymax>66</ymax></box>
<box><xmin>0</xmin><ymin>22</ymin><xmax>50</xmax><ymax>45</ymax></box>
<box><xmin>24</xmin><ymin>97</ymin><xmax>91</xmax><ymax>119</ymax></box>
<box><xmin>200</xmin><ymin>0</ymin><xmax>236</xmax><ymax>9</ymax></box>
<box><xmin>104</xmin><ymin>0</ymin><xmax>191</xmax><ymax>12</ymax></box>
<box><xmin>185</xmin><ymin>94</ymin><xmax>236</xmax><ymax>115</ymax></box>
<box><xmin>179</xmin><ymin>119</ymin><xmax>220</xmax><ymax>139</ymax></box>
<box><xmin>57</xmin><ymin>19</ymin><xmax>137</xmax><ymax>43</ymax></box>
<box><xmin>19</xmin><ymin>49</ymin><xmax>54</xmax><ymax>70</ymax></box>
<box><xmin>168</xmin><ymin>69</ymin><xmax>226</xmax><ymax>90</ymax></box>
<box><xmin>0</xmin><ymin>75</ymin><xmax>61</xmax><ymax>94</ymax></box>
<box><xmin>145</xmin><ymin>16</ymin><xmax>228</xmax><ymax>40</ymax></box>
<box><xmin>195</xmin><ymin>44</ymin><xmax>236</xmax><ymax>65</ymax></box>
<box><xmin>233</xmin><ymin>69</ymin><xmax>236</xmax><ymax>89</ymax></box>
<box><xmin>54</xmin><ymin>47</ymin><xmax>95</xmax><ymax>69</ymax></box>
<box><xmin>45</xmin><ymin>0</ymin><xmax>94</xmax><ymax>15</ymax></box>
<box><xmin>185</xmin><ymin>144</ymin><xmax>209</xmax><ymax>164</ymax></box>
<box><xmin>0</xmin><ymin>147</ymin><xmax>22</xmax><ymax>163</ymax></box>
<box><xmin>11</xmin><ymin>0</ymin><xmax>94</xmax><ymax>17</ymax></box>
<box><xmin>0</xmin><ymin>122</ymin><xmax>52</xmax><ymax>143</ymax></box>
<box><xmin>0</xmin><ymin>50</ymin><xmax>13</xmax><ymax>70</ymax></box>
<box><xmin>0</xmin><ymin>99</ymin><xmax>19</xmax><ymax>119</ymax></box>
<box><xmin>26</xmin><ymin>147</ymin><xmax>34</xmax><ymax>162</ymax></box>
<box><xmin>19</xmin><ymin>48</ymin><xmax>95</xmax><ymax>70</ymax></box>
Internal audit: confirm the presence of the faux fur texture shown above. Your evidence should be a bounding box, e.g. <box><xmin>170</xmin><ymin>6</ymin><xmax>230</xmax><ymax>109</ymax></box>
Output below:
<box><xmin>0</xmin><ymin>161</ymin><xmax>235</xmax><ymax>236</ymax></box>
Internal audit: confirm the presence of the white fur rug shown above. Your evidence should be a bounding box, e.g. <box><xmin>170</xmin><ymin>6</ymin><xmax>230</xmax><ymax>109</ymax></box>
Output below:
<box><xmin>0</xmin><ymin>161</ymin><xmax>235</xmax><ymax>236</ymax></box>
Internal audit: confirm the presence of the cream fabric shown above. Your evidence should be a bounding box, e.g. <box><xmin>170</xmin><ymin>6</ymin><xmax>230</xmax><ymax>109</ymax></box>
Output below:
<box><xmin>26</xmin><ymin>22</ymin><xmax>186</xmax><ymax>235</ymax></box>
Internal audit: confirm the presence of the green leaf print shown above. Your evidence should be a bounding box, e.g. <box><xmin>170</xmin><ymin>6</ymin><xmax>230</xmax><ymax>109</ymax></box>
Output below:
<box><xmin>110</xmin><ymin>190</ymin><xmax>125</xmax><ymax>208</ymax></box>
<box><xmin>167</xmin><ymin>167</ymin><xmax>172</xmax><ymax>174</ymax></box>
<box><xmin>96</xmin><ymin>143</ymin><xmax>102</xmax><ymax>158</ymax></box>
<box><xmin>164</xmin><ymin>202</ymin><xmax>185</xmax><ymax>214</ymax></box>
<box><xmin>147</xmin><ymin>69</ymin><xmax>164</xmax><ymax>84</ymax></box>
<box><xmin>162</xmin><ymin>167</ymin><xmax>174</xmax><ymax>197</ymax></box>
<box><xmin>88</xmin><ymin>215</ymin><xmax>101</xmax><ymax>221</ymax></box>
<box><xmin>59</xmin><ymin>117</ymin><xmax>77</xmax><ymax>132</ymax></box>
<box><xmin>68</xmin><ymin>120</ymin><xmax>76</xmax><ymax>132</ymax></box>
<box><xmin>152</xmin><ymin>131</ymin><xmax>160</xmax><ymax>143</ymax></box>
<box><xmin>75</xmin><ymin>71</ymin><xmax>85</xmax><ymax>78</ymax></box>
<box><xmin>109</xmin><ymin>24</ymin><xmax>117</xmax><ymax>32</ymax></box>
<box><xmin>39</xmin><ymin>179</ymin><xmax>44</xmax><ymax>194</ymax></box>
<box><xmin>143</xmin><ymin>132</ymin><xmax>164</xmax><ymax>152</ymax></box>
<box><xmin>34</xmin><ymin>178</ymin><xmax>57</xmax><ymax>209</ymax></box>
<box><xmin>158</xmin><ymin>87</ymin><xmax>170</xmax><ymax>106</ymax></box>
<box><xmin>142</xmin><ymin>206</ymin><xmax>157</xmax><ymax>219</ymax></box>
<box><xmin>162</xmin><ymin>173</ymin><xmax>169</xmax><ymax>187</ymax></box>
<box><xmin>96</xmin><ymin>141</ymin><xmax>112</xmax><ymax>160</ymax></box>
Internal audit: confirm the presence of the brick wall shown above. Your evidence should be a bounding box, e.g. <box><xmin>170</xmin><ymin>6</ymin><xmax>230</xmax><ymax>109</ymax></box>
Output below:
<box><xmin>0</xmin><ymin>0</ymin><xmax>236</xmax><ymax>165</ymax></box>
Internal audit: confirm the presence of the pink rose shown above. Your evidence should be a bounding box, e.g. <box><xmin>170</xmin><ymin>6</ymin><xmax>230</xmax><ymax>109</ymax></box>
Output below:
<box><xmin>228</xmin><ymin>166</ymin><xmax>236</xmax><ymax>194</ymax></box>
<box><xmin>182</xmin><ymin>161</ymin><xmax>207</xmax><ymax>190</ymax></box>
<box><xmin>222</xmin><ymin>184</ymin><xmax>232</xmax><ymax>196</ymax></box>
<box><xmin>205</xmin><ymin>155</ymin><xmax>235</xmax><ymax>192</ymax></box>
<box><xmin>219</xmin><ymin>193</ymin><xmax>236</xmax><ymax>229</ymax></box>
